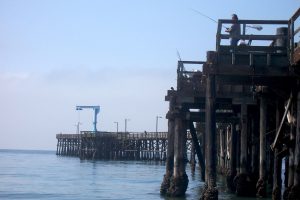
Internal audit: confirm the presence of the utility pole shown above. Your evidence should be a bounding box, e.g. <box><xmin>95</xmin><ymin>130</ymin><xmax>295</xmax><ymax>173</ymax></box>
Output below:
<box><xmin>156</xmin><ymin>116</ymin><xmax>162</xmax><ymax>133</ymax></box>
<box><xmin>125</xmin><ymin>118</ymin><xmax>130</xmax><ymax>133</ymax></box>
<box><xmin>114</xmin><ymin>122</ymin><xmax>119</xmax><ymax>133</ymax></box>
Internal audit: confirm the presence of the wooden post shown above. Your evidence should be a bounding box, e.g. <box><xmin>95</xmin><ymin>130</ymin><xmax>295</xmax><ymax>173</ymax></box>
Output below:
<box><xmin>284</xmin><ymin>101</ymin><xmax>296</xmax><ymax>199</ymax></box>
<box><xmin>190</xmin><ymin>139</ymin><xmax>196</xmax><ymax>172</ymax></box>
<box><xmin>219</xmin><ymin>129</ymin><xmax>225</xmax><ymax>174</ymax></box>
<box><xmin>189</xmin><ymin>121</ymin><xmax>205</xmax><ymax>180</ymax></box>
<box><xmin>257</xmin><ymin>96</ymin><xmax>267</xmax><ymax>197</ymax></box>
<box><xmin>272</xmin><ymin>101</ymin><xmax>282</xmax><ymax>200</ymax></box>
<box><xmin>250</xmin><ymin>113</ymin><xmax>259</xmax><ymax>176</ymax></box>
<box><xmin>167</xmin><ymin>116</ymin><xmax>189</xmax><ymax>197</ymax></box>
<box><xmin>160</xmin><ymin>109</ymin><xmax>175</xmax><ymax>194</ymax></box>
<box><xmin>240</xmin><ymin>103</ymin><xmax>248</xmax><ymax>174</ymax></box>
<box><xmin>236</xmin><ymin>102</ymin><xmax>253</xmax><ymax>196</ymax></box>
<box><xmin>226</xmin><ymin>124</ymin><xmax>237</xmax><ymax>192</ymax></box>
<box><xmin>201</xmin><ymin>74</ymin><xmax>218</xmax><ymax>200</ymax></box>
<box><xmin>289</xmin><ymin>90</ymin><xmax>300</xmax><ymax>198</ymax></box>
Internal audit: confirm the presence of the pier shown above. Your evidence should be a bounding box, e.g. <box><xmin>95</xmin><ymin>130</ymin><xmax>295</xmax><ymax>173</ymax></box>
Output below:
<box><xmin>56</xmin><ymin>8</ymin><xmax>300</xmax><ymax>200</ymax></box>
<box><xmin>160</xmin><ymin>8</ymin><xmax>300</xmax><ymax>200</ymax></box>
<box><xmin>57</xmin><ymin>132</ymin><xmax>168</xmax><ymax>160</ymax></box>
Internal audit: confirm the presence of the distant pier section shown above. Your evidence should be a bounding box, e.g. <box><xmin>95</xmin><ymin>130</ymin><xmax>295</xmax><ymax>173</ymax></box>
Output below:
<box><xmin>56</xmin><ymin>131</ymin><xmax>170</xmax><ymax>160</ymax></box>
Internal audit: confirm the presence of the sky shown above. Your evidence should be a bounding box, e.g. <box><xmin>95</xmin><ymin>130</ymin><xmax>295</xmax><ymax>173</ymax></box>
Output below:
<box><xmin>0</xmin><ymin>0</ymin><xmax>299</xmax><ymax>150</ymax></box>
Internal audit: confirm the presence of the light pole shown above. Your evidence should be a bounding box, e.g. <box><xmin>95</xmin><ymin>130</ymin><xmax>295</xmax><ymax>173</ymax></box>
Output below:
<box><xmin>155</xmin><ymin>116</ymin><xmax>162</xmax><ymax>160</ymax></box>
<box><xmin>125</xmin><ymin>118</ymin><xmax>130</xmax><ymax>133</ymax></box>
<box><xmin>114</xmin><ymin>122</ymin><xmax>119</xmax><ymax>133</ymax></box>
<box><xmin>156</xmin><ymin>116</ymin><xmax>162</xmax><ymax>133</ymax></box>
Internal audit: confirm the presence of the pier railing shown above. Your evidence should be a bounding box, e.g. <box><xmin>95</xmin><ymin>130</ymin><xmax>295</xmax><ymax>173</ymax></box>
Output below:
<box><xmin>289</xmin><ymin>8</ymin><xmax>300</xmax><ymax>64</ymax></box>
<box><xmin>216</xmin><ymin>19</ymin><xmax>289</xmax><ymax>53</ymax></box>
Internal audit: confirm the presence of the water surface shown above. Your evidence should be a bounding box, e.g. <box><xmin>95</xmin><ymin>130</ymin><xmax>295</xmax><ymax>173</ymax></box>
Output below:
<box><xmin>0</xmin><ymin>149</ymin><xmax>268</xmax><ymax>199</ymax></box>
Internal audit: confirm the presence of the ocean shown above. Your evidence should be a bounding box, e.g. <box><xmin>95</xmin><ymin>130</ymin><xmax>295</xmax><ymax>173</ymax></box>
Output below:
<box><xmin>0</xmin><ymin>149</ymin><xmax>268</xmax><ymax>200</ymax></box>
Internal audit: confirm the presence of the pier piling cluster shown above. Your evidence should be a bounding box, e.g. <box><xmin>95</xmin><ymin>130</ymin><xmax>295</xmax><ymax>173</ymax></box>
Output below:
<box><xmin>160</xmin><ymin>9</ymin><xmax>300</xmax><ymax>199</ymax></box>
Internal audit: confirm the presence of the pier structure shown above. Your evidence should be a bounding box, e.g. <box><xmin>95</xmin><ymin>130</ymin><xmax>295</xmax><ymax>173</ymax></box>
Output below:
<box><xmin>57</xmin><ymin>131</ymin><xmax>194</xmax><ymax>161</ymax></box>
<box><xmin>160</xmin><ymin>8</ymin><xmax>300</xmax><ymax>199</ymax></box>
<box><xmin>57</xmin><ymin>132</ymin><xmax>167</xmax><ymax>160</ymax></box>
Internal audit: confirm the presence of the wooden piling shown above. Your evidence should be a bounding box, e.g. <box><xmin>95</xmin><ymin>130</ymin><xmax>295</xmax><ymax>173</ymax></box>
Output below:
<box><xmin>189</xmin><ymin>121</ymin><xmax>205</xmax><ymax>180</ymax></box>
<box><xmin>257</xmin><ymin>95</ymin><xmax>267</xmax><ymax>197</ymax></box>
<box><xmin>272</xmin><ymin>101</ymin><xmax>282</xmax><ymax>200</ymax></box>
<box><xmin>289</xmin><ymin>90</ymin><xmax>300</xmax><ymax>199</ymax></box>
<box><xmin>167</xmin><ymin>116</ymin><xmax>189</xmax><ymax>197</ymax></box>
<box><xmin>201</xmin><ymin>74</ymin><xmax>218</xmax><ymax>200</ymax></box>
<box><xmin>160</xmin><ymin>98</ymin><xmax>176</xmax><ymax>195</ymax></box>
<box><xmin>226</xmin><ymin>124</ymin><xmax>237</xmax><ymax>192</ymax></box>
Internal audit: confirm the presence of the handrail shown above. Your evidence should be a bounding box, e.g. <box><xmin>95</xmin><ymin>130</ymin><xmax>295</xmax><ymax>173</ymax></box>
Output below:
<box><xmin>177</xmin><ymin>61</ymin><xmax>205</xmax><ymax>91</ymax></box>
<box><xmin>216</xmin><ymin>19</ymin><xmax>289</xmax><ymax>53</ymax></box>
<box><xmin>289</xmin><ymin>8</ymin><xmax>300</xmax><ymax>64</ymax></box>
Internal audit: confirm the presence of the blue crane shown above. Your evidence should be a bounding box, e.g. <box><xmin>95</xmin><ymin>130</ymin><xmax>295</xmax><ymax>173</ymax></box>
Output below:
<box><xmin>76</xmin><ymin>105</ymin><xmax>100</xmax><ymax>132</ymax></box>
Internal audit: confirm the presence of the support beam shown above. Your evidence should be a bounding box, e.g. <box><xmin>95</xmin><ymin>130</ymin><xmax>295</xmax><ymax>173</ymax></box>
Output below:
<box><xmin>271</xmin><ymin>93</ymin><xmax>292</xmax><ymax>150</ymax></box>
<box><xmin>167</xmin><ymin>117</ymin><xmax>189</xmax><ymax>197</ymax></box>
<box><xmin>236</xmin><ymin>102</ymin><xmax>255</xmax><ymax>196</ymax></box>
<box><xmin>161</xmin><ymin>95</ymin><xmax>176</xmax><ymax>195</ymax></box>
<box><xmin>289</xmin><ymin>90</ymin><xmax>300</xmax><ymax>198</ymax></box>
<box><xmin>257</xmin><ymin>95</ymin><xmax>267</xmax><ymax>197</ymax></box>
<box><xmin>272</xmin><ymin>101</ymin><xmax>282</xmax><ymax>200</ymax></box>
<box><xmin>226</xmin><ymin>124</ymin><xmax>237</xmax><ymax>192</ymax></box>
<box><xmin>240</xmin><ymin>103</ymin><xmax>248</xmax><ymax>174</ymax></box>
<box><xmin>189</xmin><ymin>121</ymin><xmax>205</xmax><ymax>180</ymax></box>
<box><xmin>201</xmin><ymin>75</ymin><xmax>218</xmax><ymax>200</ymax></box>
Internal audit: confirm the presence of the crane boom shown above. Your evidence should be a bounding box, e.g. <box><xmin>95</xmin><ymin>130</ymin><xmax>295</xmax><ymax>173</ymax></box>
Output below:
<box><xmin>76</xmin><ymin>105</ymin><xmax>100</xmax><ymax>132</ymax></box>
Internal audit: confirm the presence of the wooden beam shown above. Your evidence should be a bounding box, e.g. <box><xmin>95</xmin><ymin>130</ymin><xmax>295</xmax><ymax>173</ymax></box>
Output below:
<box><xmin>271</xmin><ymin>93</ymin><xmax>292</xmax><ymax>150</ymax></box>
<box><xmin>189</xmin><ymin>121</ymin><xmax>205</xmax><ymax>181</ymax></box>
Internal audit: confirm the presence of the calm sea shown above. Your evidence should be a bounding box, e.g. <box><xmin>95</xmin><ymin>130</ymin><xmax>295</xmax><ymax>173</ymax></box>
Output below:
<box><xmin>0</xmin><ymin>149</ymin><xmax>268</xmax><ymax>200</ymax></box>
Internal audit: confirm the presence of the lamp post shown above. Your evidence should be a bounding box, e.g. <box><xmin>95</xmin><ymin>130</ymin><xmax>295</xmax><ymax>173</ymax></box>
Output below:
<box><xmin>125</xmin><ymin>118</ymin><xmax>130</xmax><ymax>133</ymax></box>
<box><xmin>156</xmin><ymin>116</ymin><xmax>162</xmax><ymax>133</ymax></box>
<box><xmin>155</xmin><ymin>116</ymin><xmax>162</xmax><ymax>160</ymax></box>
<box><xmin>114</xmin><ymin>122</ymin><xmax>119</xmax><ymax>133</ymax></box>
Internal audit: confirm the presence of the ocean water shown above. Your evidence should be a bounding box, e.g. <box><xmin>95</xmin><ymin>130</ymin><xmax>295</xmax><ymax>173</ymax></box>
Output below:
<box><xmin>0</xmin><ymin>149</ymin><xmax>267</xmax><ymax>200</ymax></box>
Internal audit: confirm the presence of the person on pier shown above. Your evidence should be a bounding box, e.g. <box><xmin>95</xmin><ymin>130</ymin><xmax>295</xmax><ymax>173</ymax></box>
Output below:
<box><xmin>225</xmin><ymin>14</ymin><xmax>241</xmax><ymax>47</ymax></box>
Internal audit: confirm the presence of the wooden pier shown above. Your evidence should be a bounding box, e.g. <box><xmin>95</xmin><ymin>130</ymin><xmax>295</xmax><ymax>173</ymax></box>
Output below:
<box><xmin>57</xmin><ymin>131</ymin><xmax>194</xmax><ymax>161</ymax></box>
<box><xmin>160</xmin><ymin>8</ymin><xmax>300</xmax><ymax>200</ymax></box>
<box><xmin>56</xmin><ymin>8</ymin><xmax>300</xmax><ymax>200</ymax></box>
<box><xmin>57</xmin><ymin>132</ymin><xmax>168</xmax><ymax>160</ymax></box>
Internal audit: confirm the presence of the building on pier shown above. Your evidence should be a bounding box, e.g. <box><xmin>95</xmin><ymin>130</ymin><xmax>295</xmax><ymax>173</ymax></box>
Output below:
<box><xmin>160</xmin><ymin>8</ymin><xmax>300</xmax><ymax>200</ymax></box>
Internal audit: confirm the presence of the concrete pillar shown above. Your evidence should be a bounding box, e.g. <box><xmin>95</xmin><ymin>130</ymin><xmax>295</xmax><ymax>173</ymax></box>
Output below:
<box><xmin>201</xmin><ymin>75</ymin><xmax>218</xmax><ymax>200</ymax></box>
<box><xmin>257</xmin><ymin>96</ymin><xmax>267</xmax><ymax>197</ymax></box>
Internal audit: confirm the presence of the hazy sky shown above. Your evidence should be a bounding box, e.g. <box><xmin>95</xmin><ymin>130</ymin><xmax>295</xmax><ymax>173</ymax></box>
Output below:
<box><xmin>0</xmin><ymin>0</ymin><xmax>298</xmax><ymax>150</ymax></box>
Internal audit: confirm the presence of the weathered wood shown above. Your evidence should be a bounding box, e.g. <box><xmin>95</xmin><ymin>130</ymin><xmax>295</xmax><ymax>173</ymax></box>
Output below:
<box><xmin>271</xmin><ymin>93</ymin><xmax>292</xmax><ymax>150</ymax></box>
<box><xmin>202</xmin><ymin>74</ymin><xmax>218</xmax><ymax>200</ymax></box>
<box><xmin>189</xmin><ymin>121</ymin><xmax>205</xmax><ymax>180</ymax></box>
<box><xmin>272</xmin><ymin>101</ymin><xmax>282</xmax><ymax>200</ymax></box>
<box><xmin>227</xmin><ymin>124</ymin><xmax>237</xmax><ymax>192</ymax></box>
<box><xmin>257</xmin><ymin>95</ymin><xmax>267</xmax><ymax>197</ymax></box>
<box><xmin>289</xmin><ymin>90</ymin><xmax>300</xmax><ymax>199</ymax></box>
<box><xmin>240</xmin><ymin>103</ymin><xmax>248</xmax><ymax>174</ymax></box>
<box><xmin>167</xmin><ymin>117</ymin><xmax>188</xmax><ymax>197</ymax></box>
